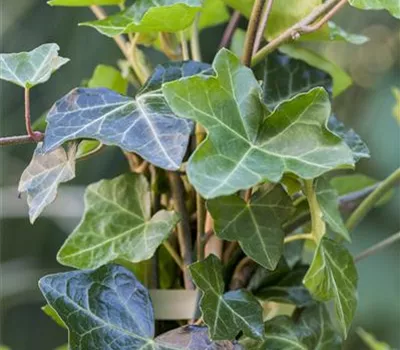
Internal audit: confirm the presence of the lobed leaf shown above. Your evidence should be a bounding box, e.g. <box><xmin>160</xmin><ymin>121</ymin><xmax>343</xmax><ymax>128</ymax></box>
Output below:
<box><xmin>0</xmin><ymin>43</ymin><xmax>69</xmax><ymax>88</ymax></box>
<box><xmin>189</xmin><ymin>254</ymin><xmax>264</xmax><ymax>341</ymax></box>
<box><xmin>43</xmin><ymin>61</ymin><xmax>210</xmax><ymax>170</ymax></box>
<box><xmin>349</xmin><ymin>0</ymin><xmax>400</xmax><ymax>18</ymax></box>
<box><xmin>18</xmin><ymin>143</ymin><xmax>77</xmax><ymax>223</ymax></box>
<box><xmin>57</xmin><ymin>173</ymin><xmax>179</xmax><ymax>269</ymax></box>
<box><xmin>304</xmin><ymin>238</ymin><xmax>358</xmax><ymax>337</ymax></box>
<box><xmin>81</xmin><ymin>0</ymin><xmax>203</xmax><ymax>37</ymax></box>
<box><xmin>208</xmin><ymin>185</ymin><xmax>295</xmax><ymax>270</ymax></box>
<box><xmin>315</xmin><ymin>177</ymin><xmax>350</xmax><ymax>241</ymax></box>
<box><xmin>163</xmin><ymin>49</ymin><xmax>354</xmax><ymax>198</ymax></box>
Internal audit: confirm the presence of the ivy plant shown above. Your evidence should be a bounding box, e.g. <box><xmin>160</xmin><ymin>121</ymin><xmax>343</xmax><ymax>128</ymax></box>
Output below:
<box><xmin>1</xmin><ymin>0</ymin><xmax>399</xmax><ymax>349</ymax></box>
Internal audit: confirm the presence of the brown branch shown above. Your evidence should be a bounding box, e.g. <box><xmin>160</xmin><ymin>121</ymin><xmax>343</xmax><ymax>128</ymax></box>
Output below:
<box><xmin>252</xmin><ymin>0</ymin><xmax>275</xmax><ymax>55</ymax></box>
<box><xmin>251</xmin><ymin>0</ymin><xmax>348</xmax><ymax>66</ymax></box>
<box><xmin>355</xmin><ymin>232</ymin><xmax>400</xmax><ymax>262</ymax></box>
<box><xmin>219</xmin><ymin>11</ymin><xmax>241</xmax><ymax>49</ymax></box>
<box><xmin>229</xmin><ymin>257</ymin><xmax>257</xmax><ymax>290</ymax></box>
<box><xmin>167</xmin><ymin>171</ymin><xmax>194</xmax><ymax>290</ymax></box>
<box><xmin>0</xmin><ymin>134</ymin><xmax>44</xmax><ymax>146</ymax></box>
<box><xmin>242</xmin><ymin>0</ymin><xmax>266</xmax><ymax>66</ymax></box>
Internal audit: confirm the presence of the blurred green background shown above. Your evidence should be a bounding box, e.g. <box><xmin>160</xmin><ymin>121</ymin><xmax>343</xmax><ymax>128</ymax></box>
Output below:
<box><xmin>0</xmin><ymin>1</ymin><xmax>399</xmax><ymax>349</ymax></box>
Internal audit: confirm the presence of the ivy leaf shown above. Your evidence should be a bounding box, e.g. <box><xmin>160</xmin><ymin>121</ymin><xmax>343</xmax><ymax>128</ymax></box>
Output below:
<box><xmin>39</xmin><ymin>264</ymin><xmax>158</xmax><ymax>349</ymax></box>
<box><xmin>255</xmin><ymin>266</ymin><xmax>314</xmax><ymax>308</ymax></box>
<box><xmin>81</xmin><ymin>0</ymin><xmax>203</xmax><ymax>37</ymax></box>
<box><xmin>316</xmin><ymin>177</ymin><xmax>350</xmax><ymax>241</ymax></box>
<box><xmin>43</xmin><ymin>61</ymin><xmax>210</xmax><ymax>170</ymax></box>
<box><xmin>163</xmin><ymin>49</ymin><xmax>354</xmax><ymax>198</ymax></box>
<box><xmin>279</xmin><ymin>44</ymin><xmax>352</xmax><ymax>97</ymax></box>
<box><xmin>349</xmin><ymin>0</ymin><xmax>400</xmax><ymax>18</ymax></box>
<box><xmin>0</xmin><ymin>43</ymin><xmax>69</xmax><ymax>88</ymax></box>
<box><xmin>48</xmin><ymin>0</ymin><xmax>122</xmax><ymax>5</ymax></box>
<box><xmin>88</xmin><ymin>64</ymin><xmax>128</xmax><ymax>95</ymax></box>
<box><xmin>197</xmin><ymin>0</ymin><xmax>229</xmax><ymax>31</ymax></box>
<box><xmin>304</xmin><ymin>237</ymin><xmax>358</xmax><ymax>337</ymax></box>
<box><xmin>328</xmin><ymin>115</ymin><xmax>370</xmax><ymax>162</ymax></box>
<box><xmin>208</xmin><ymin>185</ymin><xmax>295</xmax><ymax>270</ymax></box>
<box><xmin>326</xmin><ymin>22</ymin><xmax>369</xmax><ymax>45</ymax></box>
<box><xmin>242</xmin><ymin>304</ymin><xmax>342</xmax><ymax>350</ymax></box>
<box><xmin>57</xmin><ymin>174</ymin><xmax>179</xmax><ymax>269</ymax></box>
<box><xmin>18</xmin><ymin>143</ymin><xmax>77</xmax><ymax>223</ymax></box>
<box><xmin>189</xmin><ymin>254</ymin><xmax>264</xmax><ymax>341</ymax></box>
<box><xmin>155</xmin><ymin>326</ymin><xmax>244</xmax><ymax>349</ymax></box>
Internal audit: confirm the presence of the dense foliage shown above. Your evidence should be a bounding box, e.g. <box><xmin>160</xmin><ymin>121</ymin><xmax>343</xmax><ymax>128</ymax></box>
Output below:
<box><xmin>1</xmin><ymin>0</ymin><xmax>399</xmax><ymax>349</ymax></box>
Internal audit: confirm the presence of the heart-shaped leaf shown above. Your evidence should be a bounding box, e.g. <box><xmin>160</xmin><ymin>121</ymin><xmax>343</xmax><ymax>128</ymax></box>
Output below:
<box><xmin>241</xmin><ymin>304</ymin><xmax>342</xmax><ymax>350</ymax></box>
<box><xmin>39</xmin><ymin>264</ymin><xmax>157</xmax><ymax>349</ymax></box>
<box><xmin>0</xmin><ymin>44</ymin><xmax>69</xmax><ymax>88</ymax></box>
<box><xmin>189</xmin><ymin>254</ymin><xmax>264</xmax><ymax>341</ymax></box>
<box><xmin>82</xmin><ymin>0</ymin><xmax>203</xmax><ymax>37</ymax></box>
<box><xmin>349</xmin><ymin>0</ymin><xmax>400</xmax><ymax>18</ymax></box>
<box><xmin>316</xmin><ymin>177</ymin><xmax>350</xmax><ymax>241</ymax></box>
<box><xmin>163</xmin><ymin>49</ymin><xmax>354</xmax><ymax>198</ymax></box>
<box><xmin>43</xmin><ymin>61</ymin><xmax>210</xmax><ymax>170</ymax></box>
<box><xmin>48</xmin><ymin>0</ymin><xmax>123</xmax><ymax>5</ymax></box>
<box><xmin>57</xmin><ymin>173</ymin><xmax>179</xmax><ymax>269</ymax></box>
<box><xmin>207</xmin><ymin>185</ymin><xmax>295</xmax><ymax>270</ymax></box>
<box><xmin>304</xmin><ymin>237</ymin><xmax>358</xmax><ymax>338</ymax></box>
<box><xmin>18</xmin><ymin>143</ymin><xmax>77</xmax><ymax>223</ymax></box>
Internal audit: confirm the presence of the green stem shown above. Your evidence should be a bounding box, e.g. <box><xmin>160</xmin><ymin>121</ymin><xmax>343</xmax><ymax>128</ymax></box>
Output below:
<box><xmin>190</xmin><ymin>13</ymin><xmax>202</xmax><ymax>62</ymax></box>
<box><xmin>284</xmin><ymin>233</ymin><xmax>314</xmax><ymax>244</ymax></box>
<box><xmin>179</xmin><ymin>31</ymin><xmax>190</xmax><ymax>60</ymax></box>
<box><xmin>355</xmin><ymin>232</ymin><xmax>400</xmax><ymax>262</ymax></box>
<box><xmin>304</xmin><ymin>180</ymin><xmax>326</xmax><ymax>242</ymax></box>
<box><xmin>163</xmin><ymin>240</ymin><xmax>185</xmax><ymax>271</ymax></box>
<box><xmin>346</xmin><ymin>168</ymin><xmax>400</xmax><ymax>232</ymax></box>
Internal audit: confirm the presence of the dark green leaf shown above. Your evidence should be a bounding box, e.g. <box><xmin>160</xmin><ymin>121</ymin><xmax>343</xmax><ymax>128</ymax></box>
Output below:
<box><xmin>189</xmin><ymin>254</ymin><xmax>264</xmax><ymax>341</ymax></box>
<box><xmin>241</xmin><ymin>304</ymin><xmax>342</xmax><ymax>350</ymax></box>
<box><xmin>42</xmin><ymin>305</ymin><xmax>67</xmax><ymax>329</ymax></box>
<box><xmin>304</xmin><ymin>238</ymin><xmax>358</xmax><ymax>337</ymax></box>
<box><xmin>39</xmin><ymin>264</ymin><xmax>157</xmax><ymax>349</ymax></box>
<box><xmin>316</xmin><ymin>177</ymin><xmax>350</xmax><ymax>241</ymax></box>
<box><xmin>0</xmin><ymin>44</ymin><xmax>69</xmax><ymax>88</ymax></box>
<box><xmin>57</xmin><ymin>174</ymin><xmax>178</xmax><ymax>269</ymax></box>
<box><xmin>328</xmin><ymin>115</ymin><xmax>370</xmax><ymax>162</ymax></box>
<box><xmin>163</xmin><ymin>49</ymin><xmax>354</xmax><ymax>198</ymax></box>
<box><xmin>88</xmin><ymin>64</ymin><xmax>128</xmax><ymax>95</ymax></box>
<box><xmin>82</xmin><ymin>0</ymin><xmax>203</xmax><ymax>37</ymax></box>
<box><xmin>155</xmin><ymin>326</ymin><xmax>244</xmax><ymax>349</ymax></box>
<box><xmin>349</xmin><ymin>0</ymin><xmax>400</xmax><ymax>18</ymax></box>
<box><xmin>18</xmin><ymin>143</ymin><xmax>77</xmax><ymax>223</ymax></box>
<box><xmin>208</xmin><ymin>185</ymin><xmax>295</xmax><ymax>270</ymax></box>
<box><xmin>43</xmin><ymin>61</ymin><xmax>210</xmax><ymax>170</ymax></box>
<box><xmin>48</xmin><ymin>0</ymin><xmax>122</xmax><ymax>5</ymax></box>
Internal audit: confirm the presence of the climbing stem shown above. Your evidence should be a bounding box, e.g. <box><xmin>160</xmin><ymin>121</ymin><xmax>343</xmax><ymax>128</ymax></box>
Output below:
<box><xmin>284</xmin><ymin>233</ymin><xmax>314</xmax><ymax>244</ymax></box>
<box><xmin>304</xmin><ymin>180</ymin><xmax>326</xmax><ymax>242</ymax></box>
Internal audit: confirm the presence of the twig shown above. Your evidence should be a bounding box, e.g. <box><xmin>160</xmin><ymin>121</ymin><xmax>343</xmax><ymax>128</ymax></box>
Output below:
<box><xmin>346</xmin><ymin>168</ymin><xmax>400</xmax><ymax>231</ymax></box>
<box><xmin>163</xmin><ymin>240</ymin><xmax>185</xmax><ymax>271</ymax></box>
<box><xmin>24</xmin><ymin>88</ymin><xmax>39</xmax><ymax>141</ymax></box>
<box><xmin>223</xmin><ymin>241</ymin><xmax>239</xmax><ymax>264</ymax></box>
<box><xmin>242</xmin><ymin>0</ymin><xmax>266</xmax><ymax>66</ymax></box>
<box><xmin>179</xmin><ymin>31</ymin><xmax>190</xmax><ymax>60</ymax></box>
<box><xmin>204</xmin><ymin>213</ymin><xmax>223</xmax><ymax>259</ymax></box>
<box><xmin>229</xmin><ymin>256</ymin><xmax>257</xmax><ymax>290</ymax></box>
<box><xmin>190</xmin><ymin>13</ymin><xmax>202</xmax><ymax>61</ymax></box>
<box><xmin>252</xmin><ymin>0</ymin><xmax>275</xmax><ymax>55</ymax></box>
<box><xmin>251</xmin><ymin>0</ymin><xmax>348</xmax><ymax>66</ymax></box>
<box><xmin>284</xmin><ymin>233</ymin><xmax>314</xmax><ymax>244</ymax></box>
<box><xmin>167</xmin><ymin>171</ymin><xmax>194</xmax><ymax>290</ymax></box>
<box><xmin>355</xmin><ymin>232</ymin><xmax>400</xmax><ymax>262</ymax></box>
<box><xmin>0</xmin><ymin>134</ymin><xmax>43</xmax><ymax>146</ymax></box>
<box><xmin>219</xmin><ymin>11</ymin><xmax>241</xmax><ymax>48</ymax></box>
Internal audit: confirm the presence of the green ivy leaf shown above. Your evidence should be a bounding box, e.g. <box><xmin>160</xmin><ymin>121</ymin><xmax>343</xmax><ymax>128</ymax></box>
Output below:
<box><xmin>326</xmin><ymin>22</ymin><xmax>369</xmax><ymax>45</ymax></box>
<box><xmin>230</xmin><ymin>28</ymin><xmax>246</xmax><ymax>58</ymax></box>
<box><xmin>242</xmin><ymin>304</ymin><xmax>342</xmax><ymax>350</ymax></box>
<box><xmin>198</xmin><ymin>0</ymin><xmax>229</xmax><ymax>30</ymax></box>
<box><xmin>349</xmin><ymin>0</ymin><xmax>400</xmax><ymax>18</ymax></box>
<box><xmin>43</xmin><ymin>61</ymin><xmax>210</xmax><ymax>170</ymax></box>
<box><xmin>155</xmin><ymin>326</ymin><xmax>244</xmax><ymax>349</ymax></box>
<box><xmin>279</xmin><ymin>44</ymin><xmax>352</xmax><ymax>97</ymax></box>
<box><xmin>304</xmin><ymin>238</ymin><xmax>358</xmax><ymax>337</ymax></box>
<box><xmin>42</xmin><ymin>305</ymin><xmax>67</xmax><ymax>329</ymax></box>
<box><xmin>208</xmin><ymin>185</ymin><xmax>295</xmax><ymax>270</ymax></box>
<box><xmin>316</xmin><ymin>177</ymin><xmax>350</xmax><ymax>241</ymax></box>
<box><xmin>0</xmin><ymin>44</ymin><xmax>69</xmax><ymax>88</ymax></box>
<box><xmin>39</xmin><ymin>264</ymin><xmax>158</xmax><ymax>349</ymax></box>
<box><xmin>88</xmin><ymin>64</ymin><xmax>128</xmax><ymax>95</ymax></box>
<box><xmin>57</xmin><ymin>174</ymin><xmax>179</xmax><ymax>269</ymax></box>
<box><xmin>163</xmin><ymin>49</ymin><xmax>354</xmax><ymax>198</ymax></box>
<box><xmin>81</xmin><ymin>0</ymin><xmax>203</xmax><ymax>37</ymax></box>
<box><xmin>76</xmin><ymin>140</ymin><xmax>102</xmax><ymax>159</ymax></box>
<box><xmin>48</xmin><ymin>0</ymin><xmax>122</xmax><ymax>5</ymax></box>
<box><xmin>357</xmin><ymin>328</ymin><xmax>392</xmax><ymax>350</ymax></box>
<box><xmin>18</xmin><ymin>143</ymin><xmax>77</xmax><ymax>223</ymax></box>
<box><xmin>189</xmin><ymin>254</ymin><xmax>264</xmax><ymax>341</ymax></box>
